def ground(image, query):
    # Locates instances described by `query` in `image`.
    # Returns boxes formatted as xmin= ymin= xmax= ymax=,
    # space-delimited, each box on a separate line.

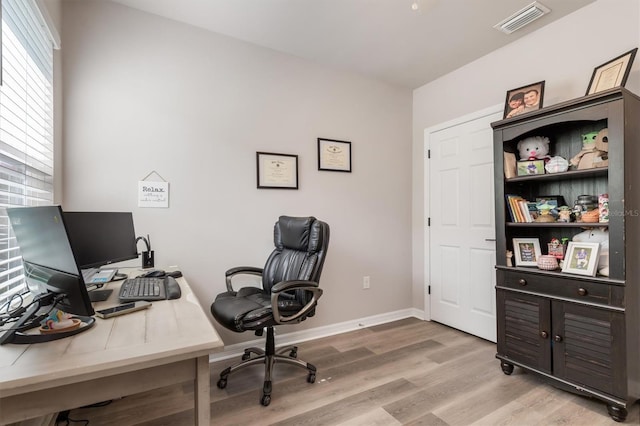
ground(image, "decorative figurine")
xmin=557 ymin=206 xmax=572 ymax=222
xmin=534 ymin=202 xmax=556 ymax=222
xmin=548 ymin=238 xmax=566 ymax=260
xmin=506 ymin=250 xmax=513 ymax=267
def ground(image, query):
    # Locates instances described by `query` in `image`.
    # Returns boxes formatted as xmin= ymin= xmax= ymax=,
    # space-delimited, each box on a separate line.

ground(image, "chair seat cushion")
xmin=211 ymin=287 xmax=304 ymax=332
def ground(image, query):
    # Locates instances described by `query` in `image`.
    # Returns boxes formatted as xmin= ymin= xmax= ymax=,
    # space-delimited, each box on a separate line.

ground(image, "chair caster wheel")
xmin=307 ymin=373 xmax=316 ymax=383
xmin=261 ymin=394 xmax=271 ymax=406
xmin=217 ymin=378 xmax=227 ymax=389
xmin=242 ymin=352 xmax=251 ymax=361
xmin=289 ymin=349 xmax=297 ymax=358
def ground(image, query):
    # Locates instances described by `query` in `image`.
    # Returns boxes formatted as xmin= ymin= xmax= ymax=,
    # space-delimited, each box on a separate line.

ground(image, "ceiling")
xmin=110 ymin=0 xmax=595 ymax=89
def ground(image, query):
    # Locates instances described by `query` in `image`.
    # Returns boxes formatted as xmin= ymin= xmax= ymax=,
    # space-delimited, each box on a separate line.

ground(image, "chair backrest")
xmin=262 ymin=216 xmax=330 ymax=303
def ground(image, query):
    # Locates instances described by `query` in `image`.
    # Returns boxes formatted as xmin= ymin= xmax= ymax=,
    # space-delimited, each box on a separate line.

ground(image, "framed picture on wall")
xmin=256 ymin=152 xmax=298 ymax=189
xmin=503 ymin=81 xmax=545 ymax=119
xmin=317 ymin=138 xmax=352 ymax=172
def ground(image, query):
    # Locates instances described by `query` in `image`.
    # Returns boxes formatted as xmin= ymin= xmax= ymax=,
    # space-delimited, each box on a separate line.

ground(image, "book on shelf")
xmin=506 ymin=195 xmax=523 ymax=222
xmin=518 ymin=199 xmax=532 ymax=222
xmin=505 ymin=194 xmax=536 ymax=223
xmin=505 ymin=195 xmax=518 ymax=222
xmin=527 ymin=202 xmax=539 ymax=221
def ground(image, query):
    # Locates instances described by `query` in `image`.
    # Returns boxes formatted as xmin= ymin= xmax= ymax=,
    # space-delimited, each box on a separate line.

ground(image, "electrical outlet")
xmin=363 ymin=276 xmax=370 ymax=289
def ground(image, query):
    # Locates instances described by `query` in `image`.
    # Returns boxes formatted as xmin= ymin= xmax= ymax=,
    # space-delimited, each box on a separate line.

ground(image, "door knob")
xmin=518 ymin=278 xmax=527 ymax=286
xmin=554 ymin=335 xmax=563 ymax=342
xmin=540 ymin=331 xmax=549 ymax=339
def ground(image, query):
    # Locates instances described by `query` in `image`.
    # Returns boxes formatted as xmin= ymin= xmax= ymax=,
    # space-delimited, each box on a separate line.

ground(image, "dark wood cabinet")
xmin=492 ymin=88 xmax=640 ymax=422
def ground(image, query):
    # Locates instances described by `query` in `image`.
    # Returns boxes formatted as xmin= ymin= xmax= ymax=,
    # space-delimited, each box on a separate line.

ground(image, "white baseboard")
xmin=209 ymin=308 xmax=426 ymax=362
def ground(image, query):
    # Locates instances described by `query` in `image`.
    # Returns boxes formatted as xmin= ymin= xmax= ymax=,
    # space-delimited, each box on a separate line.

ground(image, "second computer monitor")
xmin=64 ymin=212 xmax=138 ymax=269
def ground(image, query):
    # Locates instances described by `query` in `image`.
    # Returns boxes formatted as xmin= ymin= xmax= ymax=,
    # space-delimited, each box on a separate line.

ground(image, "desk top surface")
xmin=0 ymin=272 xmax=223 ymax=397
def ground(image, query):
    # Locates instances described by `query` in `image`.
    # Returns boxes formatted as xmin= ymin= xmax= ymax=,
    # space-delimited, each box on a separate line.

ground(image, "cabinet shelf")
xmin=506 ymin=222 xmax=608 ymax=228
xmin=506 ymin=167 xmax=607 ymax=183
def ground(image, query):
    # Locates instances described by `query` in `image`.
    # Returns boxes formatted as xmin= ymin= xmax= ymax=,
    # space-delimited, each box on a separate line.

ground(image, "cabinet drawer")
xmin=497 ymin=269 xmax=624 ymax=308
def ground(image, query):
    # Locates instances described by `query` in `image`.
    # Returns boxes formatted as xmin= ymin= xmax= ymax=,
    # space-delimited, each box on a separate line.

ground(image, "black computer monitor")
xmin=6 ymin=206 xmax=94 ymax=316
xmin=2 ymin=206 xmax=95 ymax=344
xmin=63 ymin=212 xmax=138 ymax=269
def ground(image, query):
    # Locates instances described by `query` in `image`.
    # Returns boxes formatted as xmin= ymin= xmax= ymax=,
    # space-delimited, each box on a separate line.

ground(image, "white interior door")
xmin=426 ymin=108 xmax=501 ymax=342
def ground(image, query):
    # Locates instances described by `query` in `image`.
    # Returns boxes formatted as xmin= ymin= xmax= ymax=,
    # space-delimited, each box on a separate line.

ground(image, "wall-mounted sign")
xmin=138 ymin=180 xmax=169 ymax=208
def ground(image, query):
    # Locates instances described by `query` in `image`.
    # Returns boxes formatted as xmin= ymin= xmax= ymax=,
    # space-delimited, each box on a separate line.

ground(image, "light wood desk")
xmin=0 ymin=274 xmax=223 ymax=425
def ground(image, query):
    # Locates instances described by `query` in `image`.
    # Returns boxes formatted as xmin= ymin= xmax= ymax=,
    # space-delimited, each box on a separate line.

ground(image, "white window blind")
xmin=0 ymin=0 xmax=54 ymax=308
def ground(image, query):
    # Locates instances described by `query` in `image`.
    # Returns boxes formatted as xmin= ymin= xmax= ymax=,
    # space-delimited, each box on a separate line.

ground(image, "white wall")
xmin=60 ymin=0 xmax=413 ymax=345
xmin=412 ymin=0 xmax=640 ymax=312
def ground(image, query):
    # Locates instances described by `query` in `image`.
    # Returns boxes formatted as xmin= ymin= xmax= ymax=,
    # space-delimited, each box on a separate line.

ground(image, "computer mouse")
xmin=167 ymin=270 xmax=182 ymax=278
xmin=141 ymin=269 xmax=166 ymax=278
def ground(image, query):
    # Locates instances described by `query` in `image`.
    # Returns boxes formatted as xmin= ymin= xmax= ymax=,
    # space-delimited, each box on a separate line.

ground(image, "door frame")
xmin=423 ymin=103 xmax=502 ymax=321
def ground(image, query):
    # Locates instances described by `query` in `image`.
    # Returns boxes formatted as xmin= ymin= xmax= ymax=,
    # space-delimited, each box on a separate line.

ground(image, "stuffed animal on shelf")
xmin=570 ymin=129 xmax=608 ymax=170
xmin=572 ymin=228 xmax=609 ymax=276
xmin=517 ymin=136 xmax=551 ymax=161
xmin=593 ymin=128 xmax=609 ymax=168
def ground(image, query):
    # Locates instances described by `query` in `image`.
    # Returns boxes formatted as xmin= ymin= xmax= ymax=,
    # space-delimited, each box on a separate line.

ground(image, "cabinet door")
xmin=497 ymin=290 xmax=551 ymax=373
xmin=552 ymin=302 xmax=626 ymax=397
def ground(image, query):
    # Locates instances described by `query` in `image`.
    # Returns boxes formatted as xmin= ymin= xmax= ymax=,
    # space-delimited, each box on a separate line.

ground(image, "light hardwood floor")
xmin=66 ymin=318 xmax=639 ymax=425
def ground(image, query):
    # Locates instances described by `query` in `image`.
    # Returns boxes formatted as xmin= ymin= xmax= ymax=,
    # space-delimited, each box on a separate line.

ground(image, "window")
xmin=0 ymin=0 xmax=55 ymax=308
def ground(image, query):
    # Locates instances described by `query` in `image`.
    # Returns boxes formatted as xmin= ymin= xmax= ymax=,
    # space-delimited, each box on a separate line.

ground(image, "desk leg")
xmin=194 ymin=355 xmax=211 ymax=425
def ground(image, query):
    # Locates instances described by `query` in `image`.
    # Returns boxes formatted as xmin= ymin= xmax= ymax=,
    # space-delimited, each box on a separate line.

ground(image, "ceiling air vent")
xmin=494 ymin=1 xmax=551 ymax=34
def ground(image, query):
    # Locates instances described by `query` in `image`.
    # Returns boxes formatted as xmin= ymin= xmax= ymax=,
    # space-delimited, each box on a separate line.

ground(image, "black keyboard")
xmin=119 ymin=277 xmax=167 ymax=302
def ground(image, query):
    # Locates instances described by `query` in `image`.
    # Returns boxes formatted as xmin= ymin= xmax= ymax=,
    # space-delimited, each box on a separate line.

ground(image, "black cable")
xmin=0 ymin=294 xmax=65 ymax=333
xmin=66 ymin=417 xmax=89 ymax=426
xmin=1 ymin=292 xmax=25 ymax=315
xmin=54 ymin=399 xmax=113 ymax=426
xmin=56 ymin=409 xmax=92 ymax=425
xmin=81 ymin=399 xmax=113 ymax=408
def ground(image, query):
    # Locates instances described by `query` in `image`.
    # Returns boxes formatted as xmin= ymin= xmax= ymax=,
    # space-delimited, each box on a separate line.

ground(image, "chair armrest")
xmin=225 ymin=266 xmax=263 ymax=292
xmin=271 ymin=280 xmax=323 ymax=324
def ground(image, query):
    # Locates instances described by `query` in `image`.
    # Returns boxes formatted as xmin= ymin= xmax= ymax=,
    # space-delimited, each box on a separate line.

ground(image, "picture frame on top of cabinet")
xmin=562 ymin=241 xmax=601 ymax=276
xmin=586 ymin=48 xmax=638 ymax=95
xmin=503 ymin=81 xmax=545 ymax=119
xmin=512 ymin=238 xmax=542 ymax=267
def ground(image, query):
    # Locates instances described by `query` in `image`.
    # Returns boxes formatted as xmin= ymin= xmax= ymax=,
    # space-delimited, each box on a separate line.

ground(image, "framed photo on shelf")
xmin=562 ymin=242 xmax=601 ymax=276
xmin=512 ymin=238 xmax=542 ymax=267
xmin=256 ymin=152 xmax=298 ymax=189
xmin=516 ymin=159 xmax=545 ymax=176
xmin=586 ymin=48 xmax=638 ymax=95
xmin=503 ymin=81 xmax=545 ymax=119
xmin=535 ymin=195 xmax=566 ymax=209
xmin=318 ymin=138 xmax=351 ymax=172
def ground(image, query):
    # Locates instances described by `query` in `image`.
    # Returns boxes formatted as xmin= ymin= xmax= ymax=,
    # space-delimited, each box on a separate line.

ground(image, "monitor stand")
xmin=88 ymin=288 xmax=113 ymax=302
xmin=0 ymin=294 xmax=95 ymax=345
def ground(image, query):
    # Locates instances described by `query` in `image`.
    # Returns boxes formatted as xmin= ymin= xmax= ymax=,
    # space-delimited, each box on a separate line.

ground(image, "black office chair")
xmin=211 ymin=216 xmax=330 ymax=406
